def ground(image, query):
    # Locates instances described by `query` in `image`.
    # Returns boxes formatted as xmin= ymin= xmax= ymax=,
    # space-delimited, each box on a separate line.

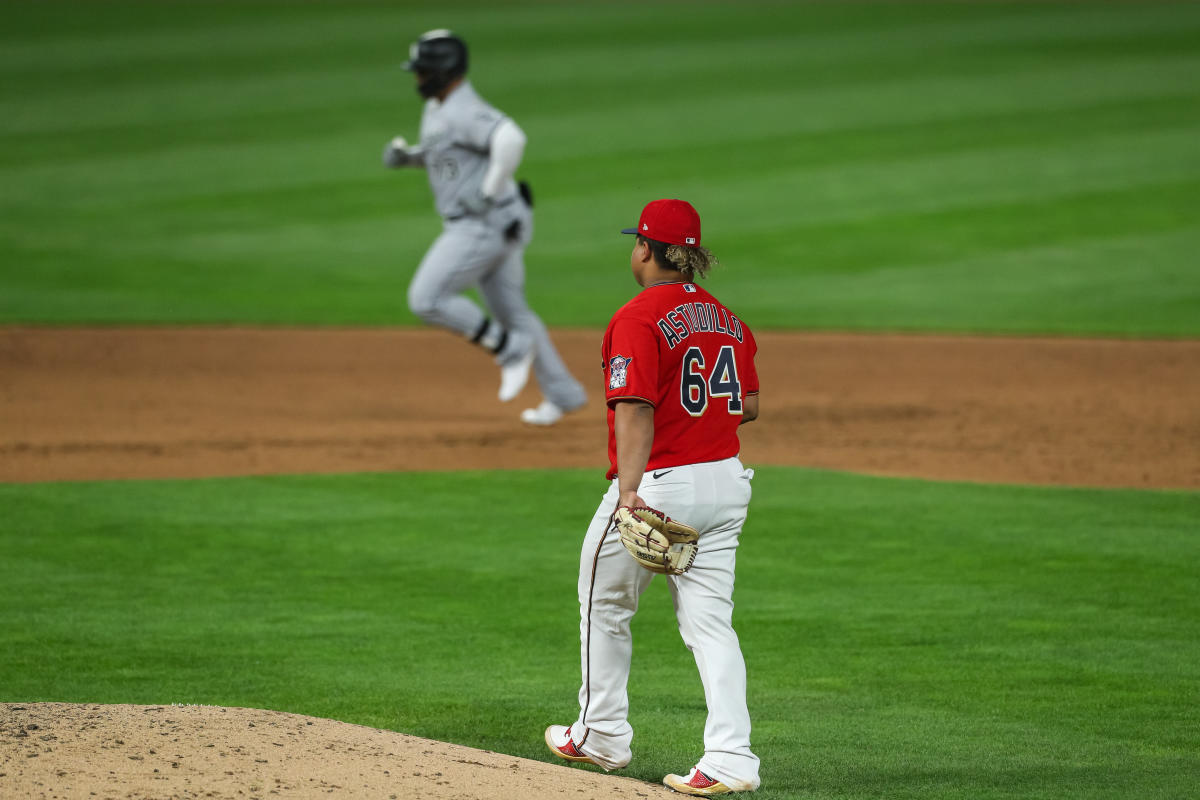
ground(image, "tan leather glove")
xmin=615 ymin=506 xmax=699 ymax=576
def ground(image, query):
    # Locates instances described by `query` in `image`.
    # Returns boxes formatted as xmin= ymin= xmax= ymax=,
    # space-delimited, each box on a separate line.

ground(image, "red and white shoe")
xmin=663 ymin=767 xmax=738 ymax=795
xmin=544 ymin=725 xmax=602 ymax=768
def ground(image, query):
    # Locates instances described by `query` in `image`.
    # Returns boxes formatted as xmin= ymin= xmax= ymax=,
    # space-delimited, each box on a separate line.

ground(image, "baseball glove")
xmin=615 ymin=506 xmax=699 ymax=576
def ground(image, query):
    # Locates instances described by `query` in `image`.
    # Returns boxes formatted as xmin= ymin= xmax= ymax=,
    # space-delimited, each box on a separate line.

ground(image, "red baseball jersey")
xmin=602 ymin=281 xmax=758 ymax=479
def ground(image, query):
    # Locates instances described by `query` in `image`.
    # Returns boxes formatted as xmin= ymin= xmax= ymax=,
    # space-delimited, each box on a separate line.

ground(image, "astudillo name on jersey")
xmin=655 ymin=296 xmax=745 ymax=350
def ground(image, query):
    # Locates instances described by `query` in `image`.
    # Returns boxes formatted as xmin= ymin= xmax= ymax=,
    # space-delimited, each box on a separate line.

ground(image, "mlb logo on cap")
xmin=622 ymin=199 xmax=701 ymax=247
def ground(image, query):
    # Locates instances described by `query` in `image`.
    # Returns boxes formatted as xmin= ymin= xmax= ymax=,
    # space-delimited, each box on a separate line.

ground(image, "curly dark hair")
xmin=637 ymin=235 xmax=718 ymax=280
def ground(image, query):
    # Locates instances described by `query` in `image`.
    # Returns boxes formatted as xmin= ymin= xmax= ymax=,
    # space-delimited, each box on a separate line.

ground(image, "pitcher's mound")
xmin=0 ymin=703 xmax=673 ymax=800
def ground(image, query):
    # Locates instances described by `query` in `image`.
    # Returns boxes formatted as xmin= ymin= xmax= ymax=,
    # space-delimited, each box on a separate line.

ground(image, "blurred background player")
xmin=382 ymin=29 xmax=586 ymax=424
xmin=544 ymin=199 xmax=761 ymax=795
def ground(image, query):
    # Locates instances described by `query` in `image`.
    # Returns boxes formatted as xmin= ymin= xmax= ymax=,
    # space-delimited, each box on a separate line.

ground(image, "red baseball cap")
xmin=621 ymin=198 xmax=701 ymax=247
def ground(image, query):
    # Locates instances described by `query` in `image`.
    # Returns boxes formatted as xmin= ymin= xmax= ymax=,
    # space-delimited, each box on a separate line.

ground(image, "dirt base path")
xmin=1 ymin=327 xmax=1197 ymax=488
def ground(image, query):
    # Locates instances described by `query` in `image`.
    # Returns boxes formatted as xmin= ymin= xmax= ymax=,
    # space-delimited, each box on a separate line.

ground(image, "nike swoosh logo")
xmin=652 ymin=470 xmax=673 ymax=479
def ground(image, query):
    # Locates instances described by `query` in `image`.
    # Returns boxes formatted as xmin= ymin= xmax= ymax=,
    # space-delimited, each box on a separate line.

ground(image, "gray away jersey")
xmin=419 ymin=80 xmax=510 ymax=219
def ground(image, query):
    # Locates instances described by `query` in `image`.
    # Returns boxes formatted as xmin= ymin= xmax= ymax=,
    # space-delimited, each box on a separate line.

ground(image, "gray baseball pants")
xmin=406 ymin=203 xmax=586 ymax=410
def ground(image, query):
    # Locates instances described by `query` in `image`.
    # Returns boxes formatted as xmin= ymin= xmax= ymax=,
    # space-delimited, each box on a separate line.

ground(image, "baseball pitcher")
xmin=545 ymin=199 xmax=761 ymax=795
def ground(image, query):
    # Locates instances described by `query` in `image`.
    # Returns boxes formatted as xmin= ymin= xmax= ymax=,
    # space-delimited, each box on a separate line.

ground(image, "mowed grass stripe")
xmin=11 ymin=91 xmax=1193 ymax=233
xmin=5 ymin=159 xmax=1194 ymax=330
xmin=6 ymin=46 xmax=1197 ymax=209
xmin=726 ymin=180 xmax=1200 ymax=278
xmin=6 ymin=98 xmax=1197 ymax=225
xmin=3 ymin=156 xmax=1195 ymax=328
xmin=1 ymin=1 xmax=1196 ymax=332
xmin=6 ymin=3 xmax=1200 ymax=133
xmin=536 ymin=126 xmax=1200 ymax=239
xmin=520 ymin=53 xmax=1200 ymax=161
xmin=4 ymin=1 xmax=1196 ymax=85
xmin=1 ymin=468 xmax=1197 ymax=799
xmin=6 ymin=36 xmax=1199 ymax=141
xmin=717 ymin=227 xmax=1200 ymax=335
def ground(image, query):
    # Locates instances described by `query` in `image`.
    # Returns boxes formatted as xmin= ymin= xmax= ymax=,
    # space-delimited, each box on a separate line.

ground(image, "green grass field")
xmin=3 ymin=3 xmax=1198 ymax=798
xmin=2 ymin=469 xmax=1197 ymax=799
xmin=2 ymin=1 xmax=1198 ymax=333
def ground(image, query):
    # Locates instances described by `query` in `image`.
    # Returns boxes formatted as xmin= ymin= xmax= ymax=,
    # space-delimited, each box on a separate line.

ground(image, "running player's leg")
xmin=408 ymin=222 xmax=494 ymax=334
xmin=664 ymin=460 xmax=760 ymax=791
xmin=570 ymin=483 xmax=652 ymax=770
xmin=479 ymin=237 xmax=586 ymax=410
xmin=408 ymin=221 xmax=527 ymax=363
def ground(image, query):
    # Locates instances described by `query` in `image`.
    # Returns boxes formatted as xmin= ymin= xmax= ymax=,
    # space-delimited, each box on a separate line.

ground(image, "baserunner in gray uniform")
xmin=383 ymin=29 xmax=586 ymax=425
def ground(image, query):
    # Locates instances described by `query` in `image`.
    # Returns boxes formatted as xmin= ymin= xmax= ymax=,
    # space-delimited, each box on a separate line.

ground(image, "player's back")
xmin=603 ymin=281 xmax=758 ymax=473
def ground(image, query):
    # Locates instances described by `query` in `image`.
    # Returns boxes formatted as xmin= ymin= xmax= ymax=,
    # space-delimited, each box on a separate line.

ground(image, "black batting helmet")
xmin=403 ymin=29 xmax=468 ymax=98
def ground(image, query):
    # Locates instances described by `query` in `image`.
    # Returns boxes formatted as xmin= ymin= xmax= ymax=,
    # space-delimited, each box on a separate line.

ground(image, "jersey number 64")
xmin=680 ymin=345 xmax=743 ymax=416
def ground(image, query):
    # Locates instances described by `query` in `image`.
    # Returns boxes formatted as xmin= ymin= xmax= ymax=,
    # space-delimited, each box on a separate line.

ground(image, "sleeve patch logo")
xmin=608 ymin=355 xmax=632 ymax=390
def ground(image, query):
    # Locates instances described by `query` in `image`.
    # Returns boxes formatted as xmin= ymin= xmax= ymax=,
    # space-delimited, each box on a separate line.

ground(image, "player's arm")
xmin=614 ymin=399 xmax=655 ymax=508
xmin=479 ymin=118 xmax=525 ymax=201
xmin=382 ymin=135 xmax=426 ymax=168
xmin=741 ymin=392 xmax=759 ymax=424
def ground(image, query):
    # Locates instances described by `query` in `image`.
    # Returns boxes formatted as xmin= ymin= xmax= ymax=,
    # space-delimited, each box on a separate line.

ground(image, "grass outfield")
xmin=2 ymin=467 xmax=1197 ymax=799
xmin=2 ymin=1 xmax=1199 ymax=334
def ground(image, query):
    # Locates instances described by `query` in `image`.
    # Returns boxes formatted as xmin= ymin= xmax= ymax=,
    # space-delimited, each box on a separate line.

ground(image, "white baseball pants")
xmin=570 ymin=456 xmax=760 ymax=791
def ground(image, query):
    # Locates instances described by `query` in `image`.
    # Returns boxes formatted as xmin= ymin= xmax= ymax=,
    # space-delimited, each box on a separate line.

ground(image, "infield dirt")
xmin=2 ymin=327 xmax=1197 ymax=488
xmin=1 ymin=326 xmax=1197 ymax=799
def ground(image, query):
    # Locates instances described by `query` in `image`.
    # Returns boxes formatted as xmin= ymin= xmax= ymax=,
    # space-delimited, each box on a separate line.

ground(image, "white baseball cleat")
xmin=521 ymin=400 xmax=565 ymax=426
xmin=498 ymin=349 xmax=534 ymax=401
xmin=497 ymin=332 xmax=535 ymax=402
